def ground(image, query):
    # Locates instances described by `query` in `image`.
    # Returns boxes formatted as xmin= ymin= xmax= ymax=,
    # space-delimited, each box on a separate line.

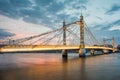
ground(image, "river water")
xmin=0 ymin=53 xmax=120 ymax=80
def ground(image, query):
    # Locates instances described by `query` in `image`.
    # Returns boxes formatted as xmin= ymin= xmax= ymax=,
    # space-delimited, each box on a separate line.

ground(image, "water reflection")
xmin=0 ymin=53 xmax=120 ymax=80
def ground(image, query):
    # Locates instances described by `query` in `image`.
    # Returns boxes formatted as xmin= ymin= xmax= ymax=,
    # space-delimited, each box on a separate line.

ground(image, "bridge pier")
xmin=112 ymin=49 xmax=115 ymax=53
xmin=103 ymin=49 xmax=109 ymax=54
xmin=90 ymin=50 xmax=95 ymax=56
xmin=79 ymin=48 xmax=86 ymax=57
xmin=62 ymin=50 xmax=68 ymax=58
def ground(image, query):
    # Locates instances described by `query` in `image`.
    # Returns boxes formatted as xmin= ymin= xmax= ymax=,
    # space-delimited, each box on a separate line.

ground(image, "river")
xmin=0 ymin=53 xmax=120 ymax=80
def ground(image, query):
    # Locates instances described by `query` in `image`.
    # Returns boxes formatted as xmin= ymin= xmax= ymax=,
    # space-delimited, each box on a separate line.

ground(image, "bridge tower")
xmin=62 ymin=20 xmax=67 ymax=58
xmin=103 ymin=38 xmax=108 ymax=53
xmin=78 ymin=14 xmax=86 ymax=57
xmin=103 ymin=37 xmax=115 ymax=53
xmin=103 ymin=38 xmax=106 ymax=47
xmin=111 ymin=37 xmax=115 ymax=52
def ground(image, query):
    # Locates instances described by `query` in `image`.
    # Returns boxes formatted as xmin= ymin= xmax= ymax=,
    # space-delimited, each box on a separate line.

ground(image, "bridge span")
xmin=0 ymin=45 xmax=114 ymax=53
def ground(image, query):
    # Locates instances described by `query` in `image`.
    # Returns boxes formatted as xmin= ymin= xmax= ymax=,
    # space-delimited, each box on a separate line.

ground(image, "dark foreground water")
xmin=0 ymin=53 xmax=120 ymax=80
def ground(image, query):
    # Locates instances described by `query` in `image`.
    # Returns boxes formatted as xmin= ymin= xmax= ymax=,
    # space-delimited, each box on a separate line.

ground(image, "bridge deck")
xmin=0 ymin=45 xmax=113 ymax=53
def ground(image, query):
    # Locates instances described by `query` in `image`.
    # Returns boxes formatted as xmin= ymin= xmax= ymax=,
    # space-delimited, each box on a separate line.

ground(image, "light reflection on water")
xmin=0 ymin=53 xmax=120 ymax=80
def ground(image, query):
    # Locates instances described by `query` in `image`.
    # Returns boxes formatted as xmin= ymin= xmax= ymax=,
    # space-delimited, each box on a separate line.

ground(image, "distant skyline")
xmin=0 ymin=0 xmax=120 ymax=44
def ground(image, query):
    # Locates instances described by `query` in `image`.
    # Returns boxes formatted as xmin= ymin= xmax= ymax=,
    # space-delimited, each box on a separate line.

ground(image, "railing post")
xmin=62 ymin=20 xmax=67 ymax=58
xmin=79 ymin=15 xmax=86 ymax=57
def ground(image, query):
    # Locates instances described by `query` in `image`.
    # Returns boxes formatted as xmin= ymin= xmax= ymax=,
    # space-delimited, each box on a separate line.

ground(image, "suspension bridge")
xmin=0 ymin=15 xmax=116 ymax=57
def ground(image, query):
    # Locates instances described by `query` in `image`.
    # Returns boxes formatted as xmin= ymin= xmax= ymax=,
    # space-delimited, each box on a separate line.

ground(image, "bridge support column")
xmin=62 ymin=20 xmax=67 ymax=58
xmin=79 ymin=48 xmax=86 ymax=57
xmin=62 ymin=50 xmax=68 ymax=58
xmin=79 ymin=14 xmax=86 ymax=57
xmin=103 ymin=49 xmax=108 ymax=54
xmin=90 ymin=50 xmax=95 ymax=56
xmin=111 ymin=37 xmax=115 ymax=53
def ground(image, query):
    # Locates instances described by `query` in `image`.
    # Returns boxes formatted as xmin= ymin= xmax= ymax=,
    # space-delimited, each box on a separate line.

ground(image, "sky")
xmin=0 ymin=0 xmax=120 ymax=44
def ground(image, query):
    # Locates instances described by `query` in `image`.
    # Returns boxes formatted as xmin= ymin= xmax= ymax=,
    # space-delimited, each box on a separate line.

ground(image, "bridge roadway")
xmin=0 ymin=45 xmax=113 ymax=53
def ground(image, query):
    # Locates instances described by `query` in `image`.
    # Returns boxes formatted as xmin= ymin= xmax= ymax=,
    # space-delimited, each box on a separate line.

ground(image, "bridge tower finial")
xmin=80 ymin=11 xmax=83 ymax=21
xmin=80 ymin=8 xmax=83 ymax=16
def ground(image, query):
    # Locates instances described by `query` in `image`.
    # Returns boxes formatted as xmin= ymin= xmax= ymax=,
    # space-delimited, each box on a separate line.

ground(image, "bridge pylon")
xmin=62 ymin=20 xmax=67 ymax=58
xmin=103 ymin=37 xmax=115 ymax=53
xmin=78 ymin=14 xmax=86 ymax=57
xmin=102 ymin=38 xmax=107 ymax=53
xmin=103 ymin=38 xmax=106 ymax=47
xmin=111 ymin=37 xmax=115 ymax=52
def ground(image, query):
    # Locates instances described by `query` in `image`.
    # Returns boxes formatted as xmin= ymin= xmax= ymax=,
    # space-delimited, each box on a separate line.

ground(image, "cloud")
xmin=93 ymin=19 xmax=120 ymax=31
xmin=107 ymin=19 xmax=120 ymax=30
xmin=0 ymin=29 xmax=15 ymax=39
xmin=0 ymin=15 xmax=51 ymax=34
xmin=109 ymin=25 xmax=120 ymax=31
xmin=109 ymin=20 xmax=120 ymax=31
xmin=10 ymin=0 xmax=32 ymax=8
xmin=91 ymin=19 xmax=120 ymax=44
xmin=95 ymin=16 xmax=103 ymax=20
xmin=0 ymin=0 xmax=119 ymax=44
xmin=0 ymin=0 xmax=89 ymax=29
xmin=106 ymin=4 xmax=120 ymax=14
xmin=0 ymin=0 xmax=32 ymax=19
xmin=0 ymin=0 xmax=64 ymax=28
